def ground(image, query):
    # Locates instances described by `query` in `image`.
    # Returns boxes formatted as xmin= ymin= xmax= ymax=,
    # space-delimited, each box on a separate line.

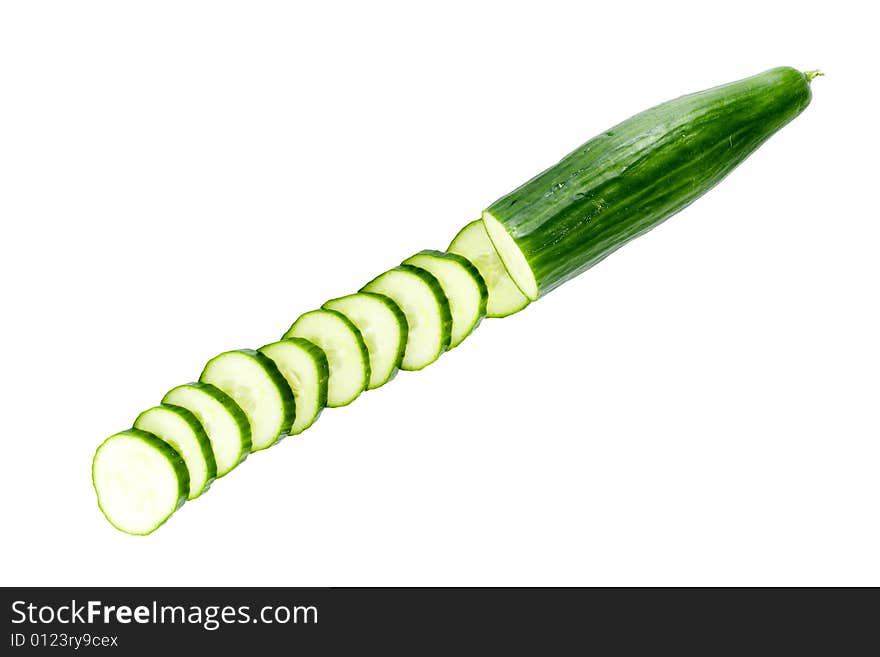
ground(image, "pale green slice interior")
xmin=403 ymin=253 xmax=482 ymax=348
xmin=259 ymin=340 xmax=324 ymax=433
xmin=362 ymin=270 xmax=445 ymax=370
xmin=448 ymin=220 xmax=530 ymax=317
xmin=481 ymin=211 xmax=538 ymax=301
xmin=93 ymin=433 xmax=183 ymax=535
xmin=284 ymin=310 xmax=367 ymax=407
xmin=200 ymin=352 xmax=286 ymax=451
xmin=163 ymin=384 xmax=246 ymax=477
xmin=323 ymin=294 xmax=402 ymax=388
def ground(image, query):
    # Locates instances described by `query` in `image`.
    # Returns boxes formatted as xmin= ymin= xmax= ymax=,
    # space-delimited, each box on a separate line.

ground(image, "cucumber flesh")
xmin=199 ymin=349 xmax=295 ymax=451
xmin=402 ymin=250 xmax=487 ymax=348
xmin=322 ymin=293 xmax=407 ymax=389
xmin=361 ymin=265 xmax=452 ymax=371
xmin=92 ymin=428 xmax=188 ymax=535
xmin=133 ymin=404 xmax=217 ymax=499
xmin=162 ymin=382 xmax=251 ymax=477
xmin=448 ymin=219 xmax=530 ymax=318
xmin=284 ymin=309 xmax=370 ymax=407
xmin=481 ymin=214 xmax=538 ymax=300
xmin=259 ymin=338 xmax=329 ymax=434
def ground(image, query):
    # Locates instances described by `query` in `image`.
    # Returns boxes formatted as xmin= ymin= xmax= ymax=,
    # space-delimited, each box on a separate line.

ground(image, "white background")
xmin=1 ymin=0 xmax=877 ymax=586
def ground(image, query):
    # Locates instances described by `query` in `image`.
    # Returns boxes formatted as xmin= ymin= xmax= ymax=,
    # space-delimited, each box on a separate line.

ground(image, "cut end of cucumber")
xmin=92 ymin=429 xmax=188 ymax=536
xmin=481 ymin=211 xmax=539 ymax=301
xmin=448 ymin=220 xmax=530 ymax=318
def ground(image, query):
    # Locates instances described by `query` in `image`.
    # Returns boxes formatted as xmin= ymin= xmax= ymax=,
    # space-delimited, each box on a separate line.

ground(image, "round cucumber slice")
xmin=200 ymin=349 xmax=295 ymax=451
xmin=402 ymin=250 xmax=487 ymax=348
xmin=322 ymin=292 xmax=408 ymax=389
xmin=283 ymin=309 xmax=370 ymax=407
xmin=361 ymin=265 xmax=452 ymax=371
xmin=133 ymin=404 xmax=217 ymax=499
xmin=92 ymin=428 xmax=188 ymax=536
xmin=162 ymin=382 xmax=251 ymax=477
xmin=259 ymin=338 xmax=329 ymax=434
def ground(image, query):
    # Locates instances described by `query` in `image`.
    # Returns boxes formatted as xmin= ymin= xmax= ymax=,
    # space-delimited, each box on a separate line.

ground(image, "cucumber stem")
xmin=804 ymin=69 xmax=824 ymax=83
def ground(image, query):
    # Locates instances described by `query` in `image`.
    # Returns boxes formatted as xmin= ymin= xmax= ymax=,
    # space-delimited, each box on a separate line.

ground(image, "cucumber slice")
xmin=133 ymin=404 xmax=217 ymax=500
xmin=259 ymin=338 xmax=329 ymax=434
xmin=448 ymin=219 xmax=530 ymax=318
xmin=162 ymin=382 xmax=251 ymax=477
xmin=402 ymin=250 xmax=487 ymax=348
xmin=92 ymin=428 xmax=188 ymax=535
xmin=284 ymin=309 xmax=369 ymax=407
xmin=322 ymin=292 xmax=407 ymax=389
xmin=361 ymin=265 xmax=452 ymax=371
xmin=199 ymin=349 xmax=295 ymax=451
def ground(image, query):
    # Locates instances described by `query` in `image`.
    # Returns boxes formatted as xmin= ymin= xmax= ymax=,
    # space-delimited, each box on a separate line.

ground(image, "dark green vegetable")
xmin=482 ymin=67 xmax=819 ymax=300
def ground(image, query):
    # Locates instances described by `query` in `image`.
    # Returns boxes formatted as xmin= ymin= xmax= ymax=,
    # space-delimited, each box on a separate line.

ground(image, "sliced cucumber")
xmin=448 ymin=219 xmax=530 ymax=318
xmin=92 ymin=428 xmax=188 ymax=535
xmin=402 ymin=250 xmax=487 ymax=348
xmin=259 ymin=338 xmax=329 ymax=434
xmin=199 ymin=349 xmax=295 ymax=451
xmin=283 ymin=309 xmax=370 ymax=407
xmin=162 ymin=382 xmax=251 ymax=477
xmin=361 ymin=265 xmax=452 ymax=371
xmin=322 ymin=292 xmax=407 ymax=389
xmin=133 ymin=404 xmax=217 ymax=499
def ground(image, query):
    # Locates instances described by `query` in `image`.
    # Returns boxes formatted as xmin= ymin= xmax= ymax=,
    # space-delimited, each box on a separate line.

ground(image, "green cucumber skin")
xmin=92 ymin=428 xmax=189 ymax=536
xmin=321 ymin=308 xmax=372 ymax=397
xmin=360 ymin=265 xmax=453 ymax=370
xmin=367 ymin=264 xmax=454 ymax=360
xmin=414 ymin=249 xmax=489 ymax=321
xmin=240 ymin=348 xmax=297 ymax=446
xmin=145 ymin=403 xmax=219 ymax=491
xmin=443 ymin=252 xmax=488 ymax=321
xmin=397 ymin=264 xmax=453 ymax=355
xmin=286 ymin=308 xmax=372 ymax=404
xmin=201 ymin=349 xmax=297 ymax=449
xmin=258 ymin=337 xmax=329 ymax=434
xmin=485 ymin=67 xmax=814 ymax=297
xmin=163 ymin=381 xmax=253 ymax=468
xmin=341 ymin=291 xmax=410 ymax=376
xmin=281 ymin=337 xmax=330 ymax=413
xmin=408 ymin=249 xmax=488 ymax=341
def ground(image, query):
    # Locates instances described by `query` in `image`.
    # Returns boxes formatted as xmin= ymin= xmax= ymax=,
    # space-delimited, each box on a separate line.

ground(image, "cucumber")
xmin=134 ymin=404 xmax=217 ymax=499
xmin=259 ymin=338 xmax=329 ymax=434
xmin=199 ymin=349 xmax=295 ymax=451
xmin=92 ymin=428 xmax=188 ymax=535
xmin=448 ymin=220 xmax=530 ymax=318
xmin=322 ymin=293 xmax=407 ymax=389
xmin=482 ymin=67 xmax=817 ymax=300
xmin=162 ymin=382 xmax=251 ymax=477
xmin=361 ymin=265 xmax=452 ymax=370
xmin=402 ymin=250 xmax=487 ymax=348
xmin=283 ymin=309 xmax=370 ymax=407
